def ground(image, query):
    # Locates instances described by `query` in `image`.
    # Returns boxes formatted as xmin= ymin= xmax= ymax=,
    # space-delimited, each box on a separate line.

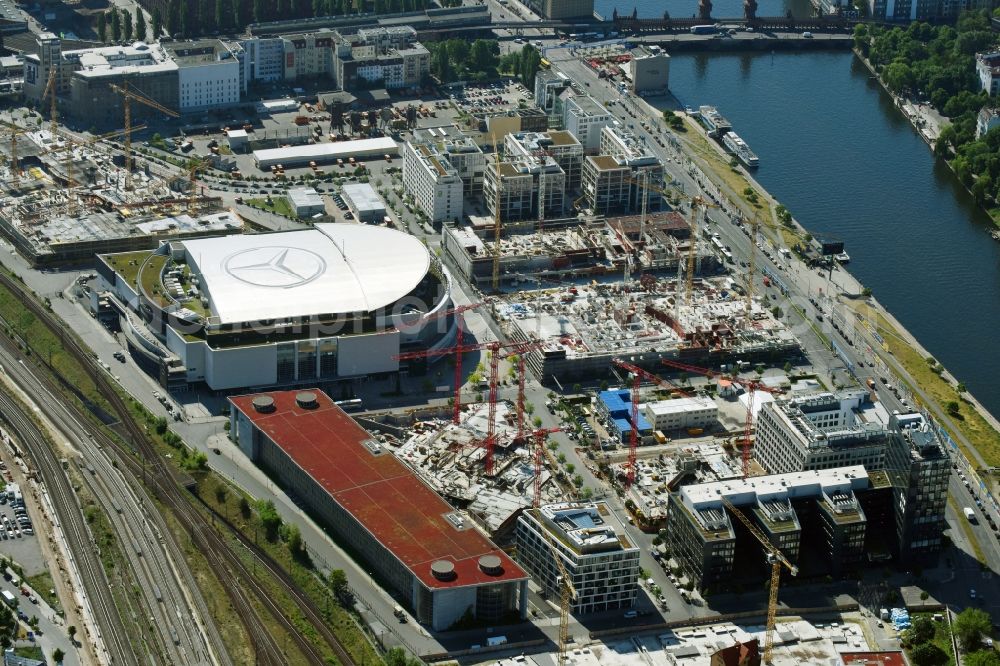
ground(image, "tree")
xmin=214 ymin=482 xmax=228 ymax=505
xmin=906 ymin=615 xmax=935 ymax=645
xmin=166 ymin=0 xmax=178 ymax=36
xmin=256 ymin=499 xmax=282 ymax=541
xmin=152 ymin=8 xmax=163 ymax=38
xmin=98 ymin=12 xmax=108 ymax=42
xmin=68 ymin=625 xmax=77 ymax=642
xmin=110 ymin=8 xmax=122 ymax=42
xmin=958 ymin=382 xmax=967 ymax=393
xmin=52 ymin=648 xmax=65 ymax=665
xmin=947 ymin=400 xmax=960 ymax=415
xmin=122 ymin=9 xmax=133 ymax=42
xmin=910 ymin=643 xmax=948 ymax=666
xmin=136 ymin=10 xmax=147 ymax=41
xmin=953 ymin=607 xmax=992 ymax=651
xmin=965 ymin=651 xmax=1000 ymax=666
xmin=328 ymin=568 xmax=351 ymax=603
xmin=285 ymin=523 xmax=306 ymax=561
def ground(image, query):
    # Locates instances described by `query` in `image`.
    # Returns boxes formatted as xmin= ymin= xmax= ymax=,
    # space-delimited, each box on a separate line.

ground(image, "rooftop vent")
xmin=296 ymin=391 xmax=318 ymax=409
xmin=430 ymin=560 xmax=456 ymax=581
xmin=478 ymin=555 xmax=504 ymax=576
xmin=252 ymin=395 xmax=275 ymax=413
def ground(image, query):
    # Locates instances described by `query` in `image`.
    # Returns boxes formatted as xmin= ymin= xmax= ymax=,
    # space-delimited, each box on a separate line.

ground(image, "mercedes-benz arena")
xmin=96 ymin=224 xmax=454 ymax=391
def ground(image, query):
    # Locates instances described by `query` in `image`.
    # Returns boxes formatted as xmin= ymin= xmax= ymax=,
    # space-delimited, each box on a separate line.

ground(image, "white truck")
xmin=964 ymin=507 xmax=977 ymax=522
xmin=1 ymin=590 xmax=14 ymax=607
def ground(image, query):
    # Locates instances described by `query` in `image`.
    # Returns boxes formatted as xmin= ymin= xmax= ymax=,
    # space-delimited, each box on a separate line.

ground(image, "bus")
xmin=690 ymin=25 xmax=717 ymax=34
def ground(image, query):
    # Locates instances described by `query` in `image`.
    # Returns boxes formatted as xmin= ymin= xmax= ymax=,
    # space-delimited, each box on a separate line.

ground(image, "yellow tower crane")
xmin=185 ymin=157 xmax=213 ymax=214
xmin=536 ymin=520 xmax=578 ymax=666
xmin=109 ymin=82 xmax=179 ymax=190
xmin=720 ymin=496 xmax=798 ymax=664
xmin=625 ymin=177 xmax=717 ymax=302
xmin=42 ymin=67 xmax=58 ymax=138
xmin=41 ymin=125 xmax=143 ymax=215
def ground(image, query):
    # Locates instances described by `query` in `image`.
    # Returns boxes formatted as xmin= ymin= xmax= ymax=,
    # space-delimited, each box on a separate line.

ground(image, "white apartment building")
xmin=978 ymin=52 xmax=1000 ymax=95
xmin=168 ymin=41 xmax=241 ymax=112
xmin=562 ymin=95 xmax=613 ymax=152
xmin=515 ymin=502 xmax=639 ymax=614
xmin=403 ymin=141 xmax=464 ymax=223
xmin=644 ymin=396 xmax=718 ymax=432
xmin=240 ymin=37 xmax=285 ymax=82
xmin=597 ymin=124 xmax=665 ymax=212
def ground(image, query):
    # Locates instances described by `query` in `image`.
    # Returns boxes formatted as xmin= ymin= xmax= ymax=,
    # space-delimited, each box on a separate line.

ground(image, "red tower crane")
xmin=529 ymin=426 xmax=562 ymax=508
xmin=611 ymin=358 xmax=686 ymax=489
xmin=660 ymin=358 xmax=778 ymax=478
xmin=395 ymin=337 xmax=539 ymax=475
xmin=393 ymin=302 xmax=482 ymax=424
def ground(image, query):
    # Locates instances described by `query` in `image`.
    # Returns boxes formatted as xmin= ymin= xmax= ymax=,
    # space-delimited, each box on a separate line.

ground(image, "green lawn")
xmin=248 ymin=197 xmax=294 ymax=218
xmin=102 ymin=250 xmax=153 ymax=288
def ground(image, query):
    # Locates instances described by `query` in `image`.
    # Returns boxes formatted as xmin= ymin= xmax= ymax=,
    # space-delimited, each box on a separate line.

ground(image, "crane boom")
xmin=531 ymin=512 xmax=578 ymax=666
xmin=110 ymin=83 xmax=179 ymax=191
xmin=720 ymin=496 xmax=797 ymax=664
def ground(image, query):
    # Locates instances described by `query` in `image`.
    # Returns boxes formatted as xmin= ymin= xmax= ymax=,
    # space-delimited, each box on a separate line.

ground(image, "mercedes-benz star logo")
xmin=223 ymin=247 xmax=327 ymax=289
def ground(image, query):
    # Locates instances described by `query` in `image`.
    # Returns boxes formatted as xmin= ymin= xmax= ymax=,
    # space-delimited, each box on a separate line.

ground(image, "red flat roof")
xmin=841 ymin=653 xmax=906 ymax=666
xmin=230 ymin=390 xmax=527 ymax=590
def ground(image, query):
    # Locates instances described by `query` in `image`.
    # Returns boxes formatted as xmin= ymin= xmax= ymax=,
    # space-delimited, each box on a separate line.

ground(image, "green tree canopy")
xmin=954 ymin=607 xmax=992 ymax=651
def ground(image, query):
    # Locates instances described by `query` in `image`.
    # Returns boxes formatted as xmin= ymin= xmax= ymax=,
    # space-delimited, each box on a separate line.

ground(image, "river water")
xmin=595 ymin=0 xmax=815 ymax=19
xmin=653 ymin=51 xmax=1000 ymax=419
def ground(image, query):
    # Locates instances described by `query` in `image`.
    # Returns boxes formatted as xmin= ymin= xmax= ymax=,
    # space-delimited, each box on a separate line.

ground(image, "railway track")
xmin=0 ymin=272 xmax=358 ymax=666
xmin=0 ymin=390 xmax=138 ymax=666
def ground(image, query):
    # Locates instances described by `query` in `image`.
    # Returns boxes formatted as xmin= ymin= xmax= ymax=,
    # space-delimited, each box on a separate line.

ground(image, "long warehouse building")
xmin=229 ymin=389 xmax=529 ymax=630
xmin=253 ymin=137 xmax=398 ymax=169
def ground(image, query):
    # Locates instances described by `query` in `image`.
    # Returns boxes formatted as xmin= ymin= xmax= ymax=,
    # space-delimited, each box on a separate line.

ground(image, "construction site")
xmin=493 ymin=273 xmax=800 ymax=382
xmin=0 ymin=83 xmax=229 ymax=265
xmin=442 ymin=212 xmax=719 ymax=287
xmin=361 ymin=397 xmax=575 ymax=537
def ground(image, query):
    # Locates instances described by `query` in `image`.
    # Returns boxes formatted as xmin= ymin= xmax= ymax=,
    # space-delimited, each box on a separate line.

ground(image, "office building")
xmin=411 ymin=125 xmax=486 ymax=197
xmin=484 ymin=154 xmax=566 ymax=222
xmin=888 ymin=412 xmax=949 ymax=563
xmin=563 ymin=96 xmax=613 ymax=153
xmin=534 ymin=69 xmax=571 ymax=116
xmin=485 ymin=108 xmax=550 ymax=140
xmin=754 ymin=391 xmax=948 ymax=564
xmin=581 ymin=155 xmax=631 ymax=214
xmin=644 ymin=397 xmax=718 ymax=433
xmin=403 ymin=140 xmax=465 ymax=223
xmin=505 ymin=130 xmax=584 ymax=191
xmin=230 ymin=390 xmax=528 ymax=630
xmin=515 ymin=502 xmax=639 ymax=613
xmin=666 ymin=467 xmax=878 ymax=591
xmin=523 ymin=0 xmax=595 ymax=19
xmin=753 ymin=391 xmax=892 ymax=474
xmin=627 ymin=46 xmax=670 ymax=93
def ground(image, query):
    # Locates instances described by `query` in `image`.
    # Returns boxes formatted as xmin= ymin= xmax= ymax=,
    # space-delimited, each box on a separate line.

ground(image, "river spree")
xmin=659 ymin=51 xmax=1000 ymax=419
